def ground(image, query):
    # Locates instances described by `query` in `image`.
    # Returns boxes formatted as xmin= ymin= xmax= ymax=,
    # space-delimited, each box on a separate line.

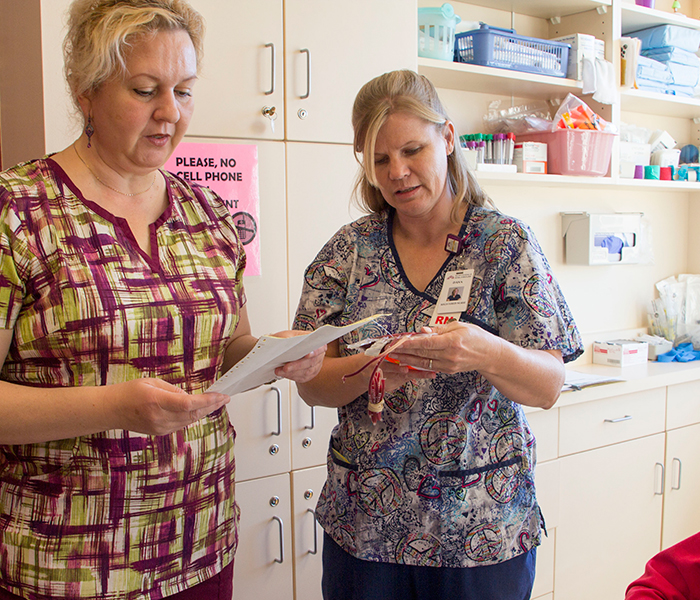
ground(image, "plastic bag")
xmin=482 ymin=99 xmax=553 ymax=135
xmin=552 ymin=93 xmax=616 ymax=132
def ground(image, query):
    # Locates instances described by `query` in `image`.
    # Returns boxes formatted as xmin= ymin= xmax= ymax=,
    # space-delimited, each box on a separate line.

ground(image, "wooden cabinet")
xmin=662 ymin=381 xmax=700 ymax=550
xmin=558 ymin=387 xmax=666 ymax=456
xmin=550 ymin=386 xmax=669 ymax=599
xmin=663 ymin=422 xmax=700 ymax=549
xmin=233 ymin=474 xmax=294 ymax=600
xmin=185 ymin=0 xmax=286 ymax=140
xmin=188 ymin=0 xmax=417 ymax=144
xmin=524 ymin=374 xmax=700 ymax=600
xmin=284 ymin=0 xmax=416 ymax=144
xmin=556 ymin=433 xmax=665 ymax=600
xmin=291 ymin=466 xmax=327 ymax=600
xmin=290 ymin=389 xmax=338 ymax=471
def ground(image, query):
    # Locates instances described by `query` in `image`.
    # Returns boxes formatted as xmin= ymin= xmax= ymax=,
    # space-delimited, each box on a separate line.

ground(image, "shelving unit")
xmin=621 ymin=2 xmax=700 ymax=35
xmin=417 ymin=0 xmax=700 ymax=189
xmin=473 ymin=168 xmax=700 ymax=189
xmin=454 ymin=0 xmax=611 ymax=19
xmin=416 ymin=3 xmax=700 ymax=599
xmin=417 ymin=57 xmax=583 ymax=97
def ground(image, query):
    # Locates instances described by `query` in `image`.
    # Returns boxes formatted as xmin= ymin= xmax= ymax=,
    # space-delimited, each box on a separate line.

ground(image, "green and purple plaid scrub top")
xmin=0 ymin=158 xmax=244 ymax=599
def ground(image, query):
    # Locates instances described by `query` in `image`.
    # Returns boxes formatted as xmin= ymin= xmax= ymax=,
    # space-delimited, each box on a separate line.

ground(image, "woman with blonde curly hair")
xmin=0 ymin=1 xmax=324 ymax=598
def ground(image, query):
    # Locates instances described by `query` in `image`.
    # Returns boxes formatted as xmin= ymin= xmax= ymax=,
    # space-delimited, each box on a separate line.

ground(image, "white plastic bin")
xmin=418 ymin=3 xmax=461 ymax=61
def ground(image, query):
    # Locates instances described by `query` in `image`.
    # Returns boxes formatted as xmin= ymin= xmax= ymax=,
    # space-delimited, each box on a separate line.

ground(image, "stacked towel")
xmin=631 ymin=25 xmax=700 ymax=97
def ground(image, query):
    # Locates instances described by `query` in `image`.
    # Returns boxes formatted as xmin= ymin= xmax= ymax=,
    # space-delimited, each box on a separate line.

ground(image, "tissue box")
xmin=514 ymin=142 xmax=547 ymax=173
xmin=593 ymin=340 xmax=649 ymax=367
xmin=551 ymin=33 xmax=604 ymax=79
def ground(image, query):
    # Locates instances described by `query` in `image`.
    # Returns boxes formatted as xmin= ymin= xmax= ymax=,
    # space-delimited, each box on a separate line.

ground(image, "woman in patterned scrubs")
xmin=0 ymin=1 xmax=323 ymax=598
xmin=293 ymin=70 xmax=583 ymax=600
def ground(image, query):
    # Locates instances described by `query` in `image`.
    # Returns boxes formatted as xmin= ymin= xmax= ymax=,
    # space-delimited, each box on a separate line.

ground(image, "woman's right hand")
xmin=106 ymin=379 xmax=230 ymax=436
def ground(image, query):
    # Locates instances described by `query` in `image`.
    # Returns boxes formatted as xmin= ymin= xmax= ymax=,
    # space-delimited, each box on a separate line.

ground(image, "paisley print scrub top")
xmin=0 ymin=159 xmax=244 ymax=599
xmin=293 ymin=205 xmax=583 ymax=569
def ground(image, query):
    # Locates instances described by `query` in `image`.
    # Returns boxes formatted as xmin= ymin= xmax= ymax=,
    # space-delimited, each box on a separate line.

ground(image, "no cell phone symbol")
xmin=232 ymin=212 xmax=257 ymax=245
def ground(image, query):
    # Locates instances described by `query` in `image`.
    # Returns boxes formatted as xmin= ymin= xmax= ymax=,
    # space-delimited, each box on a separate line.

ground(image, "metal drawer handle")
xmin=264 ymin=42 xmax=275 ymax=95
xmin=654 ymin=462 xmax=665 ymax=495
xmin=272 ymin=515 xmax=284 ymax=563
xmin=305 ymin=406 xmax=316 ymax=430
xmin=300 ymin=48 xmax=310 ymax=99
xmin=307 ymin=508 xmax=318 ymax=555
xmin=604 ymin=415 xmax=632 ymax=423
xmin=270 ymin=385 xmax=282 ymax=436
xmin=672 ymin=457 xmax=682 ymax=490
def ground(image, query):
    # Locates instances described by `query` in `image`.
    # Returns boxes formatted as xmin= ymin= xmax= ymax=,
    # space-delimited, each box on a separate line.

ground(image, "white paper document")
xmin=207 ymin=315 xmax=384 ymax=396
xmin=562 ymin=369 xmax=623 ymax=392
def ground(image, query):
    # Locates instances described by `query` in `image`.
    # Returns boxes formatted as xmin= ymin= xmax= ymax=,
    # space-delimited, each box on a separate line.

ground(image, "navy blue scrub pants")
xmin=322 ymin=532 xmax=536 ymax=600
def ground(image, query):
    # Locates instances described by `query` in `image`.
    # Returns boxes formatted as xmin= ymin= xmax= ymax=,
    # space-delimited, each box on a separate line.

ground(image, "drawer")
xmin=667 ymin=380 xmax=700 ymax=430
xmin=526 ymin=408 xmax=559 ymax=463
xmin=559 ymin=387 xmax=666 ymax=456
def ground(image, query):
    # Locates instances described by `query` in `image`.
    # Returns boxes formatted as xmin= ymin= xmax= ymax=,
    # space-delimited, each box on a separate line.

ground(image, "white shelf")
xmin=474 ymin=170 xmax=700 ymax=191
xmin=452 ymin=0 xmax=611 ymax=19
xmin=418 ymin=57 xmax=582 ymax=99
xmin=621 ymin=3 xmax=700 ymax=35
xmin=620 ymin=88 xmax=700 ymax=118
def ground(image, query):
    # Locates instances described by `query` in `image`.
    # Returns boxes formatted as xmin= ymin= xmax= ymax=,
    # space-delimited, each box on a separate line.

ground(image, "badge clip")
xmin=445 ymin=233 xmax=467 ymax=255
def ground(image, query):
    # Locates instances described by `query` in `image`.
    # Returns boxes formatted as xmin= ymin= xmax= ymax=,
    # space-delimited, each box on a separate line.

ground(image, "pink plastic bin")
xmin=517 ymin=129 xmax=616 ymax=176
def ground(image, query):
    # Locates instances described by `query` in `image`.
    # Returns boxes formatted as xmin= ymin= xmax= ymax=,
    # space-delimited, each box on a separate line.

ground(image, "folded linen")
xmin=630 ymin=24 xmax=700 ymax=52
xmin=642 ymin=46 xmax=700 ymax=67
xmin=666 ymin=61 xmax=700 ymax=87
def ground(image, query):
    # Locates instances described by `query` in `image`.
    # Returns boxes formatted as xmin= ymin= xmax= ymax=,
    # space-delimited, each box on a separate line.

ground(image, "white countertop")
xmin=524 ymin=360 xmax=700 ymax=413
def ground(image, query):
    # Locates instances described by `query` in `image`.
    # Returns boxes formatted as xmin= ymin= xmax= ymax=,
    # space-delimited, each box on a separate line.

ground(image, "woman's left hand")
xmin=272 ymin=330 xmax=327 ymax=383
xmin=388 ymin=321 xmax=492 ymax=374
xmin=388 ymin=320 xmax=565 ymax=409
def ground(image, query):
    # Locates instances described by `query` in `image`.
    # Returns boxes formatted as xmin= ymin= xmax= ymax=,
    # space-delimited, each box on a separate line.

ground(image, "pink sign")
xmin=164 ymin=142 xmax=261 ymax=276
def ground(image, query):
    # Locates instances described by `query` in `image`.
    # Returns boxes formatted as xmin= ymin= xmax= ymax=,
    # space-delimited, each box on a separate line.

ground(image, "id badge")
xmin=429 ymin=269 xmax=474 ymax=327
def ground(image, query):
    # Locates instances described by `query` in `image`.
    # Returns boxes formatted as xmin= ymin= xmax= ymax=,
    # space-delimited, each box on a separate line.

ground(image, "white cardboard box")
xmin=619 ymin=141 xmax=651 ymax=178
xmin=514 ymin=142 xmax=547 ymax=174
xmin=551 ymin=33 xmax=604 ymax=80
xmin=475 ymin=163 xmax=518 ymax=173
xmin=593 ymin=340 xmax=649 ymax=367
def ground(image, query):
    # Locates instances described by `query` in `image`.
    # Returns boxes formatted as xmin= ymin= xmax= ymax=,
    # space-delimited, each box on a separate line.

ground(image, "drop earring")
xmin=84 ymin=116 xmax=94 ymax=148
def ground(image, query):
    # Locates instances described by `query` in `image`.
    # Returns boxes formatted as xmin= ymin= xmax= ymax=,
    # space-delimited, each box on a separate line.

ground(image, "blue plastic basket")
xmin=455 ymin=24 xmax=570 ymax=78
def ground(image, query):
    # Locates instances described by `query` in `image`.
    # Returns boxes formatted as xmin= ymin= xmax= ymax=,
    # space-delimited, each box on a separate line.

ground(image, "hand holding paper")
xmin=207 ymin=315 xmax=385 ymax=397
xmin=270 ymin=330 xmax=326 ymax=383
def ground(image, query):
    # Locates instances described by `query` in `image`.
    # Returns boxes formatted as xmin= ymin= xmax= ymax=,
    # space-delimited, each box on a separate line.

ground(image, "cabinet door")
xmin=186 ymin=0 xmax=285 ymax=140
xmin=290 ymin=388 xmax=338 ymax=471
xmin=233 ymin=474 xmax=293 ymax=600
xmin=662 ymin=422 xmax=700 ymax=550
xmin=555 ymin=434 xmax=665 ymax=600
xmin=180 ymin=138 xmax=289 ymax=333
xmin=227 ymin=383 xmax=291 ymax=481
xmin=286 ymin=142 xmax=362 ymax=323
xmin=532 ymin=460 xmax=559 ymax=599
xmin=291 ymin=466 xmax=328 ymax=600
xmin=666 ymin=380 xmax=700 ymax=430
xmin=284 ymin=0 xmax=417 ymax=144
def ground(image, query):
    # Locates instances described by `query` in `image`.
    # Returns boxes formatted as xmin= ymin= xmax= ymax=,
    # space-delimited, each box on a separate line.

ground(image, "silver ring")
xmin=429 ymin=359 xmax=433 ymax=370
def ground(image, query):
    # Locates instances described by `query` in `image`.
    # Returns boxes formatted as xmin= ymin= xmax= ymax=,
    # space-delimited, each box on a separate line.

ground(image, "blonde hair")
xmin=64 ymin=0 xmax=204 ymax=112
xmin=352 ymin=70 xmax=491 ymax=222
